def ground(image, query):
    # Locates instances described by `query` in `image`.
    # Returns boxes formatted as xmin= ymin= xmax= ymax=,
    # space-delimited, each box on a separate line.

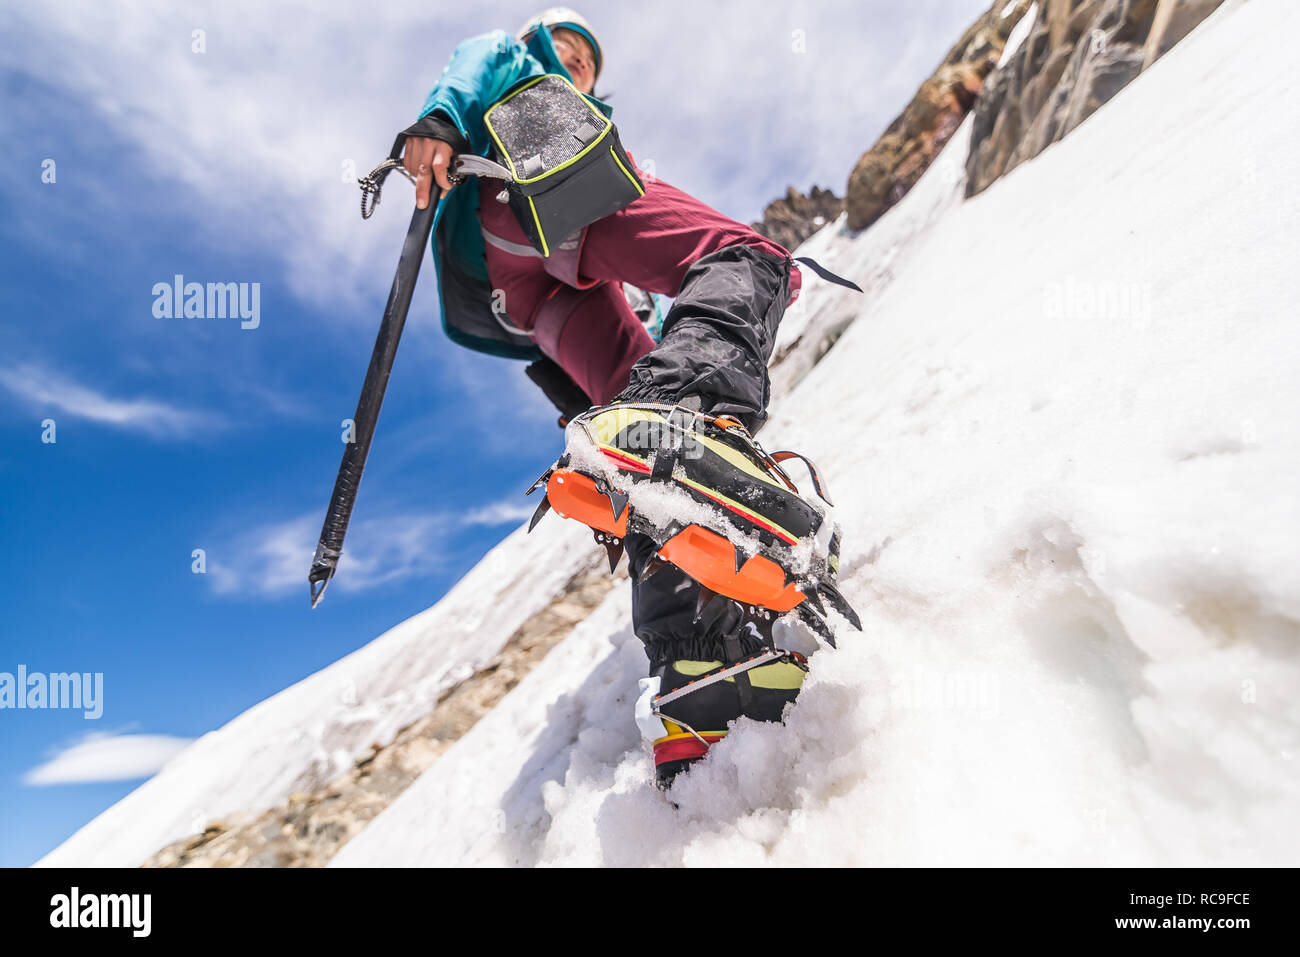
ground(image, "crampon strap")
xmin=769 ymin=450 xmax=835 ymax=507
xmin=704 ymin=414 xmax=811 ymax=499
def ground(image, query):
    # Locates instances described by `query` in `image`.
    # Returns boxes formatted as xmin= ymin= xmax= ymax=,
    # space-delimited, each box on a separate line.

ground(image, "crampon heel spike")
xmin=795 ymin=603 xmax=837 ymax=648
xmin=817 ymin=580 xmax=862 ymax=630
xmin=637 ymin=556 xmax=668 ymax=585
xmin=694 ymin=584 xmax=720 ymax=624
xmin=605 ymin=542 xmax=624 ymax=572
xmin=798 ymin=581 xmax=826 ymax=616
xmin=607 ymin=488 xmax=630 ymax=520
xmin=527 ymin=495 xmax=552 ymax=533
xmin=593 ymin=529 xmax=624 ymax=573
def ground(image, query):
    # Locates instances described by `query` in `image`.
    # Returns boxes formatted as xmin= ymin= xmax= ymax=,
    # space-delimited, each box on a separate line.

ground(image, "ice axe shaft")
xmin=309 ymin=193 xmax=437 ymax=608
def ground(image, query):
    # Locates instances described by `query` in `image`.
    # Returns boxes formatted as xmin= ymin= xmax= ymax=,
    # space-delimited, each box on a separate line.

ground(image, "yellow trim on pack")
xmin=484 ymin=74 xmax=614 ymax=185
xmin=609 ymin=146 xmax=645 ymax=196
xmin=527 ymin=196 xmax=549 ymax=257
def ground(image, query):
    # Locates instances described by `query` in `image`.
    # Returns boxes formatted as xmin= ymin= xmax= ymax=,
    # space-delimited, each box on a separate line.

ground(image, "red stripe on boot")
xmin=654 ymin=732 xmax=726 ymax=765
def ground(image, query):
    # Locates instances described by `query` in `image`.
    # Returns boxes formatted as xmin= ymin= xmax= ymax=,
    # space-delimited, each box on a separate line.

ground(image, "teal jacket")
xmin=419 ymin=26 xmax=615 ymax=360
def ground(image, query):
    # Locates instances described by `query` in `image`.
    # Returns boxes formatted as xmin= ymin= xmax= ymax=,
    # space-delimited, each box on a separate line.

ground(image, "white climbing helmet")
xmin=517 ymin=7 xmax=603 ymax=81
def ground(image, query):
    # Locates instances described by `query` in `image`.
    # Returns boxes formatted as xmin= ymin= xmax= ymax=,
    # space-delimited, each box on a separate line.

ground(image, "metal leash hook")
xmin=447 ymin=152 xmax=515 ymax=189
xmin=357 ymin=152 xmax=516 ymax=220
xmin=358 ymin=159 xmax=415 ymax=220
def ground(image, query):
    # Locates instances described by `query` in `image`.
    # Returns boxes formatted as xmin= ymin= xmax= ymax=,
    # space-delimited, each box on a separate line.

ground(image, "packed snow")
xmin=997 ymin=3 xmax=1038 ymax=69
xmin=46 ymin=0 xmax=1300 ymax=868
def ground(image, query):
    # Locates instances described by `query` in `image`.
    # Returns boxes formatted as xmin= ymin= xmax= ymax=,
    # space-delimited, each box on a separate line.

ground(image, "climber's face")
xmin=551 ymin=28 xmax=596 ymax=94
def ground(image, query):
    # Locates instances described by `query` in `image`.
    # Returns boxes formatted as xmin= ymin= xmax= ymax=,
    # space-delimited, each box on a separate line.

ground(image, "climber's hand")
xmin=402 ymin=137 xmax=455 ymax=208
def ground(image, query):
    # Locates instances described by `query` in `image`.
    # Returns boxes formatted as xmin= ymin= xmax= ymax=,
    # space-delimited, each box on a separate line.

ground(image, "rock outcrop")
xmin=966 ymin=0 xmax=1227 ymax=195
xmin=845 ymin=0 xmax=1033 ymax=230
xmin=751 ymin=185 xmax=845 ymax=252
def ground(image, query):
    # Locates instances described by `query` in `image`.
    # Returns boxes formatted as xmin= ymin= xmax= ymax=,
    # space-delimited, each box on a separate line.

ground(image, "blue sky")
xmin=0 ymin=0 xmax=989 ymax=866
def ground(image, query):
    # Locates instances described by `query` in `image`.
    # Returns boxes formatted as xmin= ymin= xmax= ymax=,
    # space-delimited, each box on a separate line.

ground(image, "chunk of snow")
xmin=998 ymin=3 xmax=1039 ymax=68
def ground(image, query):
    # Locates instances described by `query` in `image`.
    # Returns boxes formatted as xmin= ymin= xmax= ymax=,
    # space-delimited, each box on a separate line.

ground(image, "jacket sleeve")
xmin=403 ymin=111 xmax=470 ymax=157
xmin=417 ymin=30 xmax=539 ymax=158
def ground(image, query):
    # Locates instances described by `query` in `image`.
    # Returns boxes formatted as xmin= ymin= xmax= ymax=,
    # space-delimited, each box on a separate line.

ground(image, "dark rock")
xmin=1144 ymin=0 xmax=1227 ymax=65
xmin=845 ymin=0 xmax=1034 ymax=230
xmin=750 ymin=185 xmax=844 ymax=252
xmin=967 ymin=0 xmax=1227 ymax=196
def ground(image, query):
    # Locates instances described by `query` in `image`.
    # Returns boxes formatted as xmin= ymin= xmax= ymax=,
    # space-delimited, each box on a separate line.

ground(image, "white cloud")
xmin=207 ymin=496 xmax=540 ymax=599
xmin=462 ymin=498 xmax=539 ymax=527
xmin=23 ymin=731 xmax=194 ymax=785
xmin=333 ymin=512 xmax=449 ymax=591
xmin=0 ymin=363 xmax=221 ymax=438
xmin=206 ymin=513 xmax=321 ymax=597
xmin=208 ymin=510 xmax=448 ymax=598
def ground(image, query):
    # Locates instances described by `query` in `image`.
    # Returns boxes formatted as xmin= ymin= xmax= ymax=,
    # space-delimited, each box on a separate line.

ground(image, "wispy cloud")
xmin=0 ymin=363 xmax=222 ymax=439
xmin=462 ymin=499 xmax=538 ymax=527
xmin=327 ymin=512 xmax=449 ymax=592
xmin=207 ymin=495 xmax=535 ymax=599
xmin=23 ymin=731 xmax=193 ymax=785
xmin=206 ymin=511 xmax=448 ymax=598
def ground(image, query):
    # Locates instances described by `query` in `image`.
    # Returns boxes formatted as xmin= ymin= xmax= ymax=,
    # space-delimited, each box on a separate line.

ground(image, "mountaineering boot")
xmin=635 ymin=641 xmax=810 ymax=788
xmin=526 ymin=401 xmax=861 ymax=642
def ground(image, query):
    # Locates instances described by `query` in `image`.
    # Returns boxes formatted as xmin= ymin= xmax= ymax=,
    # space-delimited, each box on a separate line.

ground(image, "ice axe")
xmin=308 ymin=136 xmax=450 ymax=608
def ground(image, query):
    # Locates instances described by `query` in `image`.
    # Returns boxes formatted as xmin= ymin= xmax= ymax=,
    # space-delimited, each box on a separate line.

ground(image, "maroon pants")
xmin=478 ymin=158 xmax=801 ymax=405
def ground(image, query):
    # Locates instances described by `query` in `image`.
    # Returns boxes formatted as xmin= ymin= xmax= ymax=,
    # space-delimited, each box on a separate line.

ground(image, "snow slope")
xmin=37 ymin=519 xmax=600 ymax=867
xmin=333 ymin=0 xmax=1300 ymax=866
